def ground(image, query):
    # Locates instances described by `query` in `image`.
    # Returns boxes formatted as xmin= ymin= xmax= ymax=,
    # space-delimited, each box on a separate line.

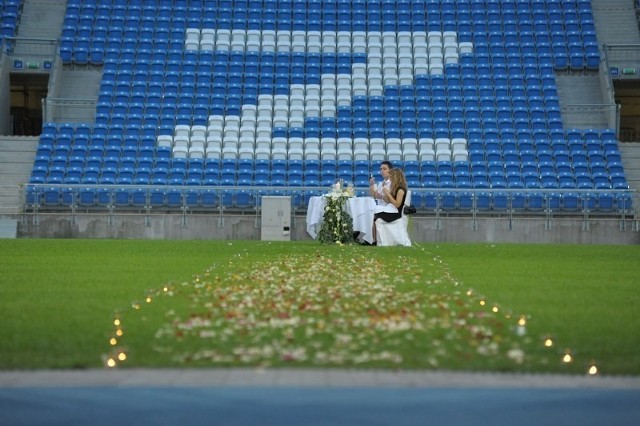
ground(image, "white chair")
xmin=419 ymin=146 xmax=436 ymax=162
xmin=337 ymin=91 xmax=351 ymax=107
xmin=337 ymin=138 xmax=353 ymax=160
xmin=221 ymin=141 xmax=238 ymax=159
xmin=215 ymin=29 xmax=230 ymax=51
xmin=272 ymin=115 xmax=288 ymax=128
xmin=175 ymin=124 xmax=190 ymax=138
xmin=459 ymin=41 xmax=473 ymax=55
xmin=288 ymin=137 xmax=304 ymax=160
xmin=277 ymin=31 xmax=291 ymax=52
xmin=320 ymin=137 xmax=337 ymax=160
xmin=307 ymin=33 xmax=321 ymax=53
xmin=157 ymin=134 xmax=173 ymax=148
xmin=247 ymin=29 xmax=261 ymax=50
xmin=201 ymin=29 xmax=215 ymax=45
xmin=321 ymin=31 xmax=336 ymax=53
xmin=427 ymin=31 xmax=442 ymax=46
xmin=431 ymin=64 xmax=445 ymax=77
xmin=271 ymin=137 xmax=288 ymax=160
xmin=413 ymin=31 xmax=427 ymax=46
xmin=304 ymin=137 xmax=321 ymax=160
xmin=353 ymin=138 xmax=369 ymax=161
xmin=173 ymin=134 xmax=189 ymax=149
xmin=443 ymin=31 xmax=457 ymax=45
xmin=205 ymin=141 xmax=221 ymax=159
xmin=231 ymin=29 xmax=246 ymax=50
xmin=262 ymin=30 xmax=276 ymax=52
xmin=289 ymin=111 xmax=305 ymax=128
xmin=337 ymin=31 xmax=351 ymax=53
xmin=208 ymin=115 xmax=224 ymax=128
xmin=292 ymin=30 xmax=306 ymax=49
xmin=352 ymin=83 xmax=368 ymax=97
xmin=398 ymin=31 xmax=411 ymax=46
xmin=238 ymin=136 xmax=255 ymax=159
xmin=191 ymin=125 xmax=206 ymax=140
xmin=451 ymin=138 xmax=467 ymax=151
xmin=352 ymin=31 xmax=366 ymax=47
xmin=386 ymin=138 xmax=403 ymax=162
xmin=290 ymin=94 xmax=305 ymax=111
xmin=402 ymin=138 xmax=419 ymax=162
xmin=376 ymin=190 xmax=412 ymax=247
xmin=254 ymin=137 xmax=271 ymax=160
xmin=370 ymin=140 xmax=386 ymax=162
xmin=173 ymin=139 xmax=189 ymax=159
xmin=206 ymin=124 xmax=223 ymax=143
xmin=185 ymin=28 xmax=200 ymax=41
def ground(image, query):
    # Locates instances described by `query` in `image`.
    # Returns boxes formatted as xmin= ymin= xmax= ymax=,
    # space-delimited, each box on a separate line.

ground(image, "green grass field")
xmin=1 ymin=239 xmax=638 ymax=376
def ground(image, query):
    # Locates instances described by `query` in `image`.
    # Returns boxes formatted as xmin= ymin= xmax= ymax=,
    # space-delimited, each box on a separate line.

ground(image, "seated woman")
xmin=370 ymin=168 xmax=407 ymax=245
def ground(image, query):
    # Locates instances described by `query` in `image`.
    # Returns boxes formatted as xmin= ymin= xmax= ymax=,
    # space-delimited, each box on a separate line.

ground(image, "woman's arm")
xmin=382 ymin=188 xmax=405 ymax=208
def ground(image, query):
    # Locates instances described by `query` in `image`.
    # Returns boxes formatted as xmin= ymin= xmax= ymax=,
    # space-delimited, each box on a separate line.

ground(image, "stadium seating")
xmin=28 ymin=0 xmax=632 ymax=213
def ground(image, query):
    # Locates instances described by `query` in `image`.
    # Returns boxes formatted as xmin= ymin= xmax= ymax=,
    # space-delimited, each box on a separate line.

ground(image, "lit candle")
xmin=516 ymin=315 xmax=526 ymax=336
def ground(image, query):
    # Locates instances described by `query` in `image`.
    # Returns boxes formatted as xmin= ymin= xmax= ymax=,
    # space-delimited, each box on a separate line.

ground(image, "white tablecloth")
xmin=306 ymin=196 xmax=377 ymax=244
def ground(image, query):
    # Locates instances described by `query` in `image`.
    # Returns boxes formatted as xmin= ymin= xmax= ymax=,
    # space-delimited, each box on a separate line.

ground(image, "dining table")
xmin=306 ymin=195 xmax=377 ymax=244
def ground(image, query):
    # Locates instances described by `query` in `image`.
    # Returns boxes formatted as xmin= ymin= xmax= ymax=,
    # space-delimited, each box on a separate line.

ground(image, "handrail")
xmin=20 ymin=183 xmax=637 ymax=213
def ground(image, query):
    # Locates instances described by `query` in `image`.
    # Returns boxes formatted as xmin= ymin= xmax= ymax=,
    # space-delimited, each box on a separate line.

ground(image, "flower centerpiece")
xmin=318 ymin=180 xmax=355 ymax=244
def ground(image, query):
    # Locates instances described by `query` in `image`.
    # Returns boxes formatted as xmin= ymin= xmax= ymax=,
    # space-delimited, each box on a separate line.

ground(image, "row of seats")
xmin=66 ymin=2 xmax=593 ymax=24
xmin=36 ymin=142 xmax=622 ymax=173
xmin=61 ymin=2 xmax=596 ymax=38
xmin=32 ymin=151 xmax=622 ymax=174
xmin=63 ymin=1 xmax=595 ymax=27
xmin=0 ymin=0 xmax=20 ymax=38
xmin=26 ymin=185 xmax=633 ymax=215
xmin=183 ymin=28 xmax=470 ymax=54
xmin=33 ymin=150 xmax=625 ymax=181
xmin=99 ymin=57 xmax=555 ymax=80
xmin=32 ymin=156 xmax=627 ymax=190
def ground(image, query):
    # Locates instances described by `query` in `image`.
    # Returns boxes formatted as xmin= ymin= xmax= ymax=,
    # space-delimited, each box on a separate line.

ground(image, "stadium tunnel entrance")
xmin=8 ymin=72 xmax=47 ymax=137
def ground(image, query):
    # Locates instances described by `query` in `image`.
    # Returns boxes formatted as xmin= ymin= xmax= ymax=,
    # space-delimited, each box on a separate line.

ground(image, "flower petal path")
xmin=104 ymin=246 xmax=563 ymax=371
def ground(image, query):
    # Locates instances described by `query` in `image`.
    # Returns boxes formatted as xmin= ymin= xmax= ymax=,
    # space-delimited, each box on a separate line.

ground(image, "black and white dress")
xmin=373 ymin=188 xmax=407 ymax=224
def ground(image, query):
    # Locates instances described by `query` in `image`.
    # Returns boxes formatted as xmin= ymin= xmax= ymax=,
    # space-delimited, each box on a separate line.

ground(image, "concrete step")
xmin=57 ymin=69 xmax=103 ymax=99
xmin=618 ymin=142 xmax=640 ymax=191
xmin=591 ymin=0 xmax=640 ymax=45
xmin=16 ymin=0 xmax=66 ymax=39
xmin=0 ymin=137 xmax=37 ymax=216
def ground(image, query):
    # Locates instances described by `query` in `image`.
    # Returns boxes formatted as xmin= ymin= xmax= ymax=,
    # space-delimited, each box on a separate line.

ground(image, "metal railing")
xmin=1 ymin=36 xmax=57 ymax=58
xmin=42 ymin=98 xmax=96 ymax=123
xmin=20 ymin=184 xmax=638 ymax=232
xmin=561 ymin=103 xmax=618 ymax=129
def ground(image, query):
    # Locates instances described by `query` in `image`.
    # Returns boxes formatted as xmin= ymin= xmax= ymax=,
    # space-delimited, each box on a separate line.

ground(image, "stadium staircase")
xmin=591 ymin=0 xmax=640 ymax=45
xmin=0 ymin=137 xmax=37 ymax=237
xmin=14 ymin=0 xmax=65 ymax=39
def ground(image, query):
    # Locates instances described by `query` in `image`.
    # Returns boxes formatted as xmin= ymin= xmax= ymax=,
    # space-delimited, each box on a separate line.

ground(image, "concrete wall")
xmin=16 ymin=212 xmax=640 ymax=245
xmin=0 ymin=55 xmax=12 ymax=135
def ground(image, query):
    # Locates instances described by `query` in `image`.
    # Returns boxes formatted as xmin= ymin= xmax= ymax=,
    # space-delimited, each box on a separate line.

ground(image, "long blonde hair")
xmin=389 ymin=168 xmax=408 ymax=197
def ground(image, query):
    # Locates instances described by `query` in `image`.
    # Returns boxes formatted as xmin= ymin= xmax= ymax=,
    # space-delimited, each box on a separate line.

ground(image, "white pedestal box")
xmin=260 ymin=196 xmax=291 ymax=241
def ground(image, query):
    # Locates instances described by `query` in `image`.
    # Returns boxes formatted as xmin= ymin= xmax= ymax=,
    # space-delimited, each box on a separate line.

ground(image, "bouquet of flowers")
xmin=327 ymin=179 xmax=355 ymax=199
xmin=318 ymin=180 xmax=355 ymax=244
